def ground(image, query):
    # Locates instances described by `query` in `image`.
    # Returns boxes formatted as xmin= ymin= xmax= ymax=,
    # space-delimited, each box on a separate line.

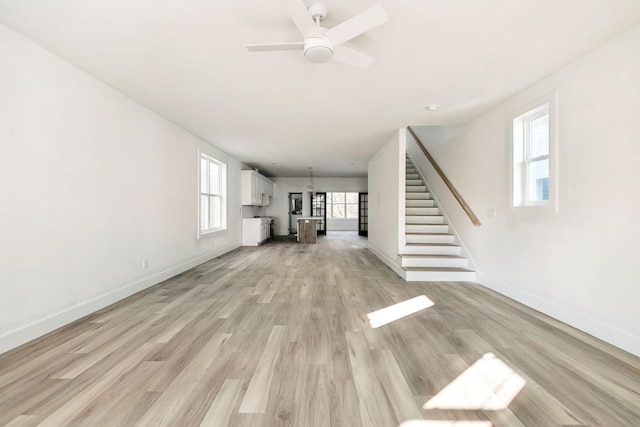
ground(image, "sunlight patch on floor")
xmin=424 ymin=352 xmax=525 ymax=410
xmin=400 ymin=420 xmax=492 ymax=427
xmin=367 ymin=295 xmax=434 ymax=328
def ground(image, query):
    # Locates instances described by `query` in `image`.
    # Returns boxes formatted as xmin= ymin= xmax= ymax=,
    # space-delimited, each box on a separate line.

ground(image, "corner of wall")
xmin=367 ymin=129 xmax=404 ymax=277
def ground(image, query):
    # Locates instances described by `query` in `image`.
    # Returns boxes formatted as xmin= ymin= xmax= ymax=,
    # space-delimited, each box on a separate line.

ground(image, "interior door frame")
xmin=288 ymin=192 xmax=302 ymax=235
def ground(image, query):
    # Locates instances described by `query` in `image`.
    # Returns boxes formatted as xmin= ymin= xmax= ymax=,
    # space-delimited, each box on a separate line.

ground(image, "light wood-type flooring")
xmin=1 ymin=232 xmax=639 ymax=426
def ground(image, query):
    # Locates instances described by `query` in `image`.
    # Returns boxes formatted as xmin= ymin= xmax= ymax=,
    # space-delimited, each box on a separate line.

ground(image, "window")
xmin=199 ymin=153 xmax=226 ymax=234
xmin=511 ymin=93 xmax=557 ymax=211
xmin=327 ymin=192 xmax=358 ymax=219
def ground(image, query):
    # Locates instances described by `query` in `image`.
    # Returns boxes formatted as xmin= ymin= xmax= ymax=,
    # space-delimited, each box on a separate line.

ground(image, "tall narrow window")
xmin=511 ymin=94 xmax=557 ymax=211
xmin=199 ymin=153 xmax=226 ymax=234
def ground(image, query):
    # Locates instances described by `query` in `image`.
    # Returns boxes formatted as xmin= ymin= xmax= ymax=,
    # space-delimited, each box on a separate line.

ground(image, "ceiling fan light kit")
xmin=304 ymin=37 xmax=334 ymax=63
xmin=245 ymin=1 xmax=389 ymax=69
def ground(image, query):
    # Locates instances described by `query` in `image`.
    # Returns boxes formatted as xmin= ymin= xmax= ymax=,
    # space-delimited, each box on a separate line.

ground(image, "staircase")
xmin=402 ymin=157 xmax=476 ymax=281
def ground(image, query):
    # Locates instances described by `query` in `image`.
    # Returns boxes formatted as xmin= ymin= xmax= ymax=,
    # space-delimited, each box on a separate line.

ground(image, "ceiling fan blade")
xmin=333 ymin=45 xmax=376 ymax=69
xmin=245 ymin=42 xmax=305 ymax=52
xmin=288 ymin=0 xmax=320 ymax=37
xmin=324 ymin=4 xmax=389 ymax=46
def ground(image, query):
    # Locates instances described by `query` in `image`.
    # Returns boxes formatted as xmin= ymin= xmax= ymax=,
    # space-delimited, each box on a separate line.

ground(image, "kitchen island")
xmin=296 ymin=217 xmax=322 ymax=244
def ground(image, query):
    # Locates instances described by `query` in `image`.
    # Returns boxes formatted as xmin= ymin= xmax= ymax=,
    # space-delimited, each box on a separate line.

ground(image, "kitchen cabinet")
xmin=241 ymin=170 xmax=274 ymax=206
xmin=242 ymin=218 xmax=271 ymax=246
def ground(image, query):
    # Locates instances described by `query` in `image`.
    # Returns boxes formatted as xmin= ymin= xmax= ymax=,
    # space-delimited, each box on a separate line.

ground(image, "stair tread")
xmin=405 ymin=214 xmax=442 ymax=216
xmin=400 ymin=254 xmax=466 ymax=258
xmin=403 ymin=267 xmax=474 ymax=272
xmin=404 ymin=242 xmax=459 ymax=247
xmin=406 ymin=232 xmax=452 ymax=236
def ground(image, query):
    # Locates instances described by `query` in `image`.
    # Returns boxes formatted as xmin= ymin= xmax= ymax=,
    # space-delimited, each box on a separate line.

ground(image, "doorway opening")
xmin=288 ymin=193 xmax=302 ymax=235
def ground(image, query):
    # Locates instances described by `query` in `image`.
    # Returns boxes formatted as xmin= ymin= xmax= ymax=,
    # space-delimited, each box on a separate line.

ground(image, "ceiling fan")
xmin=245 ymin=1 xmax=389 ymax=69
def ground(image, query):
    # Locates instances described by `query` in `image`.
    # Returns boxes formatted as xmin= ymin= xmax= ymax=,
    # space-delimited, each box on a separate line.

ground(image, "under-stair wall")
xmin=367 ymin=129 xmax=407 ymax=279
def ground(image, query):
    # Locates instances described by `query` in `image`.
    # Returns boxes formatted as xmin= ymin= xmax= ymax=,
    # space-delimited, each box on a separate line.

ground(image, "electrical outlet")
xmin=142 ymin=259 xmax=148 ymax=269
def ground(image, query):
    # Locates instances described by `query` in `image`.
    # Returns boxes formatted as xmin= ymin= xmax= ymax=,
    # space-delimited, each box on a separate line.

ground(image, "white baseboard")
xmin=478 ymin=273 xmax=640 ymax=358
xmin=368 ymin=244 xmax=406 ymax=280
xmin=0 ymin=243 xmax=241 ymax=355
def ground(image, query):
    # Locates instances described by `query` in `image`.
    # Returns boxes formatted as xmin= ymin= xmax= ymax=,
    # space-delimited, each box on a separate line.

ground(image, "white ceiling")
xmin=2 ymin=0 xmax=639 ymax=177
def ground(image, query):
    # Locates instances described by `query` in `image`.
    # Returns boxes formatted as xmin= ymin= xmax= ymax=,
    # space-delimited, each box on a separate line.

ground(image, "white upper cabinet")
xmin=241 ymin=170 xmax=274 ymax=206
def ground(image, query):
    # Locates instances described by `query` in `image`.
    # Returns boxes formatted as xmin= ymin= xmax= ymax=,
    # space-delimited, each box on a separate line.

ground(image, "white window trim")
xmin=327 ymin=192 xmax=359 ymax=219
xmin=198 ymin=150 xmax=227 ymax=237
xmin=510 ymin=92 xmax=558 ymax=213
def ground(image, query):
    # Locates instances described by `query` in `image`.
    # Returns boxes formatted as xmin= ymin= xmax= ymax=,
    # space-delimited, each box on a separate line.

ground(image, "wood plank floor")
xmin=1 ymin=232 xmax=639 ymax=426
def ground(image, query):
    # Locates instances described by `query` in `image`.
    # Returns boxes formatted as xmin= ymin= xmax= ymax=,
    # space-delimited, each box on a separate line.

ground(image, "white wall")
xmin=367 ymin=130 xmax=405 ymax=277
xmin=266 ymin=177 xmax=367 ymax=235
xmin=409 ymin=24 xmax=640 ymax=356
xmin=0 ymin=24 xmax=242 ymax=354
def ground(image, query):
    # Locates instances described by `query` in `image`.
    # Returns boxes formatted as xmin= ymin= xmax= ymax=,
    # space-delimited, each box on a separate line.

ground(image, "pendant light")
xmin=306 ymin=167 xmax=314 ymax=193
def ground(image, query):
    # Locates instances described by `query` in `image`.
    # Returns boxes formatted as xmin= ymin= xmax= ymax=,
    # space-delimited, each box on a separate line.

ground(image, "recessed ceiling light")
xmin=426 ymin=104 xmax=439 ymax=111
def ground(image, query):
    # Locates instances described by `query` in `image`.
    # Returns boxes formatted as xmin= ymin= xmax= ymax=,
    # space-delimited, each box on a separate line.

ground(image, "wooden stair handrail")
xmin=407 ymin=126 xmax=481 ymax=227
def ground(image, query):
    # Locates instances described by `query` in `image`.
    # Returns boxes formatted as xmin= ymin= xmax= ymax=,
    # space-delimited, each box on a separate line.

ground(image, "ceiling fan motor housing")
xmin=304 ymin=36 xmax=333 ymax=63
xmin=308 ymin=3 xmax=328 ymax=22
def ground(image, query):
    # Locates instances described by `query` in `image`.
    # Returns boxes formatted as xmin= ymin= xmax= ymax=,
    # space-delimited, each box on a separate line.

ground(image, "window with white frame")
xmin=512 ymin=94 xmax=557 ymax=211
xmin=327 ymin=192 xmax=358 ymax=219
xmin=199 ymin=153 xmax=227 ymax=234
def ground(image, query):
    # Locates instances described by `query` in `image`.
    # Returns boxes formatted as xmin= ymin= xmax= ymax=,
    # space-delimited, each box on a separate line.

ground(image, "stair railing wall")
xmin=407 ymin=126 xmax=481 ymax=227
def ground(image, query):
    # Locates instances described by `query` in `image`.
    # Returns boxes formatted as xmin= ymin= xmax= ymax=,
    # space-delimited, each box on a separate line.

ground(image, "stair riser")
xmin=405 ymin=270 xmax=476 ymax=282
xmin=406 ymin=173 xmax=420 ymax=179
xmin=406 ymin=200 xmax=435 ymax=207
xmin=406 ymin=193 xmax=431 ymax=200
xmin=406 ymin=234 xmax=455 ymax=244
xmin=406 ymin=224 xmax=449 ymax=233
xmin=406 ymin=179 xmax=423 ymax=185
xmin=406 ymin=207 xmax=439 ymax=215
xmin=406 ymin=216 xmax=444 ymax=224
xmin=406 ymin=186 xmax=426 ymax=192
xmin=402 ymin=246 xmax=461 ymax=255
xmin=401 ymin=257 xmax=468 ymax=268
